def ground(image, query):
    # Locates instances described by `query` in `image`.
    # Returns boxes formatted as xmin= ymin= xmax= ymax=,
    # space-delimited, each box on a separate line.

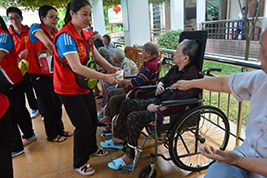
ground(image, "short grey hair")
xmin=98 ymin=47 xmax=110 ymax=57
xmin=180 ymin=39 xmax=199 ymax=62
xmin=111 ymin=48 xmax=125 ymax=60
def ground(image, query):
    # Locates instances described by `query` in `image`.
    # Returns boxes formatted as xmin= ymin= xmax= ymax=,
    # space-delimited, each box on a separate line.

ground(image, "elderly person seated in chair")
xmin=98 ymin=48 xmax=138 ymax=108
xmin=97 ymin=42 xmax=160 ymax=126
xmin=100 ymin=39 xmax=200 ymax=170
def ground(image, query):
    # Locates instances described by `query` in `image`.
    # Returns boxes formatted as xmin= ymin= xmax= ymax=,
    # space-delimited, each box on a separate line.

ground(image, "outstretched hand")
xmin=200 ymin=146 xmax=240 ymax=166
xmin=170 ymin=80 xmax=192 ymax=90
xmin=105 ymin=73 xmax=119 ymax=85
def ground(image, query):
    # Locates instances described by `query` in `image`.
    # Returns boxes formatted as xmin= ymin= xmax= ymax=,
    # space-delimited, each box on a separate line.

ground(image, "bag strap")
xmin=56 ymin=39 xmax=92 ymax=73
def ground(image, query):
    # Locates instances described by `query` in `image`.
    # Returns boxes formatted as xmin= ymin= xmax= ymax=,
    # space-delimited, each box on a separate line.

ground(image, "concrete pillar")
xmin=170 ymin=0 xmax=184 ymax=30
xmin=121 ymin=0 xmax=150 ymax=46
xmin=197 ymin=0 xmax=206 ymax=30
xmin=91 ymin=0 xmax=106 ymax=35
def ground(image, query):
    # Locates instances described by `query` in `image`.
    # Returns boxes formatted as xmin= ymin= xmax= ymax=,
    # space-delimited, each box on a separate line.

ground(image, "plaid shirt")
xmin=155 ymin=64 xmax=199 ymax=115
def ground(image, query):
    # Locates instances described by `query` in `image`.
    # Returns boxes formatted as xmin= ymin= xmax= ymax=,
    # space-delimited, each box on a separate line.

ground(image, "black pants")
xmin=4 ymin=80 xmax=34 ymax=152
xmin=23 ymin=73 xmax=37 ymax=110
xmin=58 ymin=91 xmax=98 ymax=168
xmin=0 ymin=108 xmax=13 ymax=178
xmin=114 ymin=98 xmax=156 ymax=159
xmin=30 ymin=73 xmax=63 ymax=140
xmin=235 ymin=28 xmax=246 ymax=40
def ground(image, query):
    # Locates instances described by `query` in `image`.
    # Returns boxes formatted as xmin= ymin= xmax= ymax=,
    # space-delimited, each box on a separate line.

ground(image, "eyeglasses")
xmin=46 ymin=15 xmax=59 ymax=21
xmin=8 ymin=16 xmax=21 ymax=21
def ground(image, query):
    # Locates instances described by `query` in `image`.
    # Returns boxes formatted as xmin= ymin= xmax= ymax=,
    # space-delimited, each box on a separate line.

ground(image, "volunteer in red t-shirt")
xmin=28 ymin=5 xmax=72 ymax=142
xmin=7 ymin=7 xmax=40 ymax=120
xmin=53 ymin=0 xmax=119 ymax=175
xmin=0 ymin=15 xmax=37 ymax=158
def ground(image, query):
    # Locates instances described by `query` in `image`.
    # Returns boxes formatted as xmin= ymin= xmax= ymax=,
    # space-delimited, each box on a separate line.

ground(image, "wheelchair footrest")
xmin=120 ymin=167 xmax=130 ymax=174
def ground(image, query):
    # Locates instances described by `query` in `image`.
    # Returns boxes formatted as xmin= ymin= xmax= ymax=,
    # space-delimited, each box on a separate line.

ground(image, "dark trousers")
xmin=58 ymin=91 xmax=98 ymax=168
xmin=23 ymin=73 xmax=37 ymax=110
xmin=0 ymin=108 xmax=13 ymax=178
xmin=235 ymin=28 xmax=246 ymax=40
xmin=105 ymin=88 xmax=126 ymax=117
xmin=30 ymin=73 xmax=63 ymax=140
xmin=4 ymin=80 xmax=34 ymax=152
xmin=114 ymin=98 xmax=156 ymax=159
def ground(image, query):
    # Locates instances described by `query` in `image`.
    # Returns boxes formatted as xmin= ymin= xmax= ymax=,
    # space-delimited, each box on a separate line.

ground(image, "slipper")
xmin=95 ymin=94 xmax=103 ymax=99
xmin=61 ymin=131 xmax=73 ymax=137
xmin=75 ymin=164 xmax=95 ymax=176
xmin=47 ymin=135 xmax=66 ymax=142
xmin=91 ymin=147 xmax=108 ymax=157
xmin=100 ymin=139 xmax=124 ymax=149
xmin=108 ymin=157 xmax=133 ymax=170
xmin=97 ymin=113 xmax=104 ymax=118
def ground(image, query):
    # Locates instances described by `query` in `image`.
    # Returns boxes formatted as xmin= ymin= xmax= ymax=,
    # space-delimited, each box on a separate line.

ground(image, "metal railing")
xmin=202 ymin=17 xmax=265 ymax=41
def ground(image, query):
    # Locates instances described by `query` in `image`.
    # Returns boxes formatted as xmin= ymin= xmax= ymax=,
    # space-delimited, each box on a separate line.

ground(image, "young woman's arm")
xmin=33 ymin=30 xmax=54 ymax=50
xmin=65 ymin=53 xmax=118 ymax=85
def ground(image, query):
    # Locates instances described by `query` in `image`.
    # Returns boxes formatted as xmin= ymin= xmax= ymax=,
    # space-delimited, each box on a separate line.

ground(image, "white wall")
xmin=229 ymin=0 xmax=241 ymax=19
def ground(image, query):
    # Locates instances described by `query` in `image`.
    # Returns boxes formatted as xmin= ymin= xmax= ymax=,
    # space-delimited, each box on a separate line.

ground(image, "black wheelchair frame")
xmin=102 ymin=31 xmax=230 ymax=178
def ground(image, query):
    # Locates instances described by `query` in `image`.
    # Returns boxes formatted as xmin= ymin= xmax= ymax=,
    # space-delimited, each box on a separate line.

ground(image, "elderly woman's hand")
xmin=155 ymin=82 xmax=164 ymax=96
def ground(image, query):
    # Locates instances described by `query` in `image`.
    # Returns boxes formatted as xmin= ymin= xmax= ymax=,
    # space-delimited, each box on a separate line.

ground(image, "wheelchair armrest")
xmin=124 ymin=75 xmax=137 ymax=79
xmin=136 ymin=85 xmax=157 ymax=91
xmin=160 ymin=98 xmax=204 ymax=107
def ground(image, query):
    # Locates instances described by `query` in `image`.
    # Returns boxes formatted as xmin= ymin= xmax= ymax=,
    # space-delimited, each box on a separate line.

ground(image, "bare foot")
xmin=122 ymin=154 xmax=133 ymax=165
xmin=112 ymin=137 xmax=125 ymax=144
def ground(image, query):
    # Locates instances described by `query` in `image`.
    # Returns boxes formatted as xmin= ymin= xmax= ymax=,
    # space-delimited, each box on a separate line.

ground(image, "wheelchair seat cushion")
xmin=100 ymin=139 xmax=124 ymax=150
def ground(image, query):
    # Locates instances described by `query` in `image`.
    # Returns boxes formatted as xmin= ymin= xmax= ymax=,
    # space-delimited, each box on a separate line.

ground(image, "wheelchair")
xmin=103 ymin=30 xmax=230 ymax=178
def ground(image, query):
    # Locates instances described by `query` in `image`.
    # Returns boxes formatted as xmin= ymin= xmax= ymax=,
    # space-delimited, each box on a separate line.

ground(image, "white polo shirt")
xmin=229 ymin=70 xmax=267 ymax=178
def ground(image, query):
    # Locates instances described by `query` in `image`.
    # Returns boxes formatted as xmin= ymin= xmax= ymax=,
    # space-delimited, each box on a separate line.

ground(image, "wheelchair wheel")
xmin=169 ymin=105 xmax=230 ymax=171
xmin=138 ymin=166 xmax=157 ymax=178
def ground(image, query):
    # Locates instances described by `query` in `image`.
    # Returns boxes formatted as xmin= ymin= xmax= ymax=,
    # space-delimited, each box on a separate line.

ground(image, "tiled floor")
xmin=13 ymin=98 xmax=210 ymax=178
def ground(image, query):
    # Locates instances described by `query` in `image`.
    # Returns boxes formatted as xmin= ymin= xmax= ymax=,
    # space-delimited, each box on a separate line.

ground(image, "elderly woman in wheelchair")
xmin=100 ymin=39 xmax=200 ymax=170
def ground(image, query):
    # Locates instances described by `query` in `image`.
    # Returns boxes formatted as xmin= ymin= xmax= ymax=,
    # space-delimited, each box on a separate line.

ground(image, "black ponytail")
xmin=63 ymin=0 xmax=91 ymax=25
xmin=64 ymin=2 xmax=72 ymax=25
xmin=0 ymin=16 xmax=8 ymax=33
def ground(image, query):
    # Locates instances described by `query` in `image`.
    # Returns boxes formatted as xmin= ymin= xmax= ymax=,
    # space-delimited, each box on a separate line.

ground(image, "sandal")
xmin=75 ymin=164 xmax=95 ymax=176
xmin=61 ymin=131 xmax=73 ymax=137
xmin=91 ymin=147 xmax=108 ymax=157
xmin=108 ymin=157 xmax=133 ymax=170
xmin=100 ymin=139 xmax=124 ymax=149
xmin=48 ymin=135 xmax=66 ymax=142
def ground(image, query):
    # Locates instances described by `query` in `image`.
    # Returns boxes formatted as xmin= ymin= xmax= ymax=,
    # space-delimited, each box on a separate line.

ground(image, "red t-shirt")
xmin=0 ymin=27 xmax=23 ymax=85
xmin=53 ymin=22 xmax=94 ymax=95
xmin=8 ymin=25 xmax=30 ymax=61
xmin=0 ymin=93 xmax=9 ymax=118
xmin=28 ymin=23 xmax=57 ymax=77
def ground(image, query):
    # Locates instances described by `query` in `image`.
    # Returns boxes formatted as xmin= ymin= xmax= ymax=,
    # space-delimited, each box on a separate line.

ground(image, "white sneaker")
xmin=31 ymin=109 xmax=39 ymax=118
